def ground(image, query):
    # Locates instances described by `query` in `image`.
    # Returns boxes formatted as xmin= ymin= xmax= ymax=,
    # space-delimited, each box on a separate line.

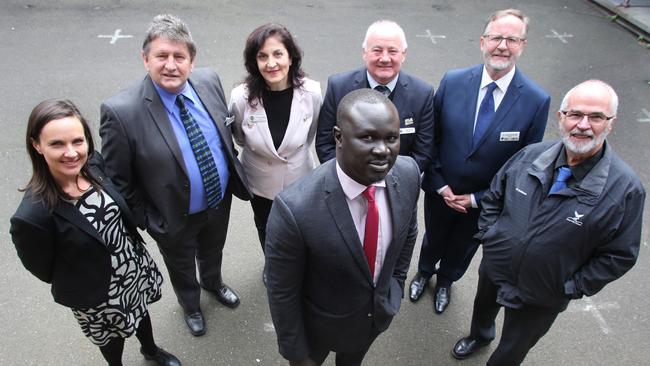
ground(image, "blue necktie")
xmin=176 ymin=95 xmax=222 ymax=208
xmin=473 ymin=82 xmax=498 ymax=147
xmin=549 ymin=166 xmax=572 ymax=195
xmin=374 ymin=85 xmax=391 ymax=97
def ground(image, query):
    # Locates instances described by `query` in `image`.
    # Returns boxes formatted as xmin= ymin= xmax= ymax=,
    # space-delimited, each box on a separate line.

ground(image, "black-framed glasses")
xmin=561 ymin=111 xmax=615 ymax=124
xmin=482 ymin=34 xmax=526 ymax=47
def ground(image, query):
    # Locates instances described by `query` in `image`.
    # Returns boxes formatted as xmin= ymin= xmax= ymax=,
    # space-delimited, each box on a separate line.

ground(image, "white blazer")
xmin=229 ymin=78 xmax=322 ymax=199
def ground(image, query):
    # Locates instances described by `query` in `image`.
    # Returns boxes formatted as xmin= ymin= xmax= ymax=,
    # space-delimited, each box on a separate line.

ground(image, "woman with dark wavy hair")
xmin=229 ymin=23 xmax=322 ymax=256
xmin=10 ymin=99 xmax=180 ymax=366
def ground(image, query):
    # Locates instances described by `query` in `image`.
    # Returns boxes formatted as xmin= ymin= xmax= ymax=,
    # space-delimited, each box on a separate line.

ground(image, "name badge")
xmin=404 ymin=117 xmax=414 ymax=126
xmin=500 ymin=131 xmax=520 ymax=142
xmin=400 ymin=127 xmax=416 ymax=134
xmin=225 ymin=115 xmax=235 ymax=126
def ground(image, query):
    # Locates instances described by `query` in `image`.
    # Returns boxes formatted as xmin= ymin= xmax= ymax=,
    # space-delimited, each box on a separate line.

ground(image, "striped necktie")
xmin=374 ymin=85 xmax=391 ymax=97
xmin=176 ymin=95 xmax=222 ymax=208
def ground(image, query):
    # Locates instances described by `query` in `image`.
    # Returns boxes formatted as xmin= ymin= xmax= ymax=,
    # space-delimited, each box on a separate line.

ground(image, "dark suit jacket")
xmin=315 ymin=68 xmax=434 ymax=171
xmin=9 ymin=152 xmax=144 ymax=308
xmin=422 ymin=65 xmax=550 ymax=204
xmin=265 ymin=156 xmax=420 ymax=361
xmin=99 ymin=68 xmax=251 ymax=241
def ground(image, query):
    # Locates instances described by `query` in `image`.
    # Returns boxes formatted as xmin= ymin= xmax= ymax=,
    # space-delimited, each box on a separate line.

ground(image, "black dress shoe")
xmin=434 ymin=286 xmax=450 ymax=314
xmin=215 ymin=283 xmax=240 ymax=308
xmin=451 ymin=336 xmax=491 ymax=360
xmin=184 ymin=311 xmax=205 ymax=336
xmin=141 ymin=347 xmax=182 ymax=366
xmin=409 ymin=272 xmax=429 ymax=302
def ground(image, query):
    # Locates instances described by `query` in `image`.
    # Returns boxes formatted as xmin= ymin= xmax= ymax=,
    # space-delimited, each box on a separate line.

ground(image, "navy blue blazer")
xmin=315 ymin=68 xmax=434 ymax=171
xmin=422 ymin=65 xmax=550 ymax=204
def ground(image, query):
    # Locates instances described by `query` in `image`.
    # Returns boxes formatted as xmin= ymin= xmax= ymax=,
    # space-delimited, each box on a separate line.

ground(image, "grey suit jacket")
xmin=100 ymin=68 xmax=251 ymax=241
xmin=265 ymin=156 xmax=420 ymax=361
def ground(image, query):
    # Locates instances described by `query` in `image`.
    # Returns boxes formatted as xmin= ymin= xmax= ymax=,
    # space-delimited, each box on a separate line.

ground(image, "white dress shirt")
xmin=336 ymin=162 xmax=393 ymax=285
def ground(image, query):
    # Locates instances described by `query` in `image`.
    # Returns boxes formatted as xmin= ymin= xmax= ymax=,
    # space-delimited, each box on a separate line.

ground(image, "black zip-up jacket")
xmin=476 ymin=141 xmax=645 ymax=309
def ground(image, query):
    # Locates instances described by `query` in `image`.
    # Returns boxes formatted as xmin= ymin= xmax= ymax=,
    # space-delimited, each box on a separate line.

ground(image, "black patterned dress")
xmin=70 ymin=187 xmax=163 ymax=346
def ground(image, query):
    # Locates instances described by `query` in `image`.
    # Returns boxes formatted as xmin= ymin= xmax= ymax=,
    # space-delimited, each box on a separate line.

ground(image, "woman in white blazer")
xmin=229 ymin=23 xmax=322 ymax=253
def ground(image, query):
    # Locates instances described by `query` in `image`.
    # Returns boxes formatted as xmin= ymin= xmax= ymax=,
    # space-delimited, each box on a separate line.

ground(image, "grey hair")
xmin=559 ymin=79 xmax=619 ymax=116
xmin=142 ymin=14 xmax=196 ymax=59
xmin=483 ymin=9 xmax=529 ymax=38
xmin=361 ymin=20 xmax=408 ymax=51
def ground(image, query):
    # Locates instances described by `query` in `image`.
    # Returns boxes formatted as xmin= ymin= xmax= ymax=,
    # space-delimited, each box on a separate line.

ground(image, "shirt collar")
xmin=336 ymin=161 xmax=386 ymax=200
xmin=152 ymin=81 xmax=198 ymax=113
xmin=555 ymin=144 xmax=606 ymax=182
xmin=366 ymin=71 xmax=399 ymax=93
xmin=480 ymin=65 xmax=516 ymax=93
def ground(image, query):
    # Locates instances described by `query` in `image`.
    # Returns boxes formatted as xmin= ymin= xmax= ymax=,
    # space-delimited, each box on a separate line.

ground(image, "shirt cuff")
xmin=436 ymin=185 xmax=449 ymax=195
xmin=470 ymin=194 xmax=478 ymax=208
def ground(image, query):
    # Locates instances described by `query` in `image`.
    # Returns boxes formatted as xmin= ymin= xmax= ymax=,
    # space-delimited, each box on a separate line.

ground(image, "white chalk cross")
xmin=416 ymin=29 xmax=446 ymax=44
xmin=566 ymin=297 xmax=619 ymax=334
xmin=545 ymin=29 xmax=573 ymax=44
xmin=98 ymin=29 xmax=133 ymax=44
xmin=638 ymin=108 xmax=650 ymax=123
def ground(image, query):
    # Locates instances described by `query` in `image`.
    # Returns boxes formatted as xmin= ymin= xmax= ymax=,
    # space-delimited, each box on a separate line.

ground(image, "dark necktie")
xmin=549 ymin=166 xmax=572 ymax=195
xmin=473 ymin=82 xmax=498 ymax=147
xmin=176 ymin=95 xmax=222 ymax=208
xmin=374 ymin=85 xmax=391 ymax=97
xmin=362 ymin=186 xmax=379 ymax=279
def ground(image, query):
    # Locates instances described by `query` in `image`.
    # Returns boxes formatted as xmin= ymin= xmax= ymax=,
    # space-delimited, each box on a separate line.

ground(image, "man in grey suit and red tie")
xmin=410 ymin=9 xmax=550 ymax=314
xmin=100 ymin=14 xmax=251 ymax=337
xmin=315 ymin=20 xmax=434 ymax=172
xmin=266 ymin=89 xmax=421 ymax=366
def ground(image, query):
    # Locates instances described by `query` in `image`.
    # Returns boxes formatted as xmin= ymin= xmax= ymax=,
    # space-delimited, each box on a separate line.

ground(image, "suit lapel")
xmin=323 ymin=163 xmax=374 ymax=283
xmin=54 ymin=199 xmax=106 ymax=247
xmin=391 ymin=74 xmax=407 ymax=123
xmin=465 ymin=67 xmax=483 ymax=153
xmin=377 ymin=168 xmax=405 ymax=284
xmin=277 ymin=87 xmax=305 ymax=156
xmin=143 ymin=77 xmax=188 ymax=176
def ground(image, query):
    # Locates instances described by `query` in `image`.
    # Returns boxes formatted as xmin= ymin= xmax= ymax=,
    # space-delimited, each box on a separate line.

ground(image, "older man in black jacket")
xmin=451 ymin=80 xmax=645 ymax=365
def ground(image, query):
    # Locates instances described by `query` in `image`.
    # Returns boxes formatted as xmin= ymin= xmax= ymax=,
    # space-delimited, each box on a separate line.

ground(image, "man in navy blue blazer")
xmin=316 ymin=20 xmax=434 ymax=172
xmin=409 ymin=9 xmax=550 ymax=314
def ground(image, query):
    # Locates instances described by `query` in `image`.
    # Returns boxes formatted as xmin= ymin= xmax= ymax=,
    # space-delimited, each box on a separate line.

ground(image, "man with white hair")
xmin=451 ymin=79 xmax=645 ymax=365
xmin=316 ymin=20 xmax=434 ymax=172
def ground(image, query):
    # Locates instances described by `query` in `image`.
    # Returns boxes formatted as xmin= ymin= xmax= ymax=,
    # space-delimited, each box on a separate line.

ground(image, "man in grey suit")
xmin=266 ymin=89 xmax=421 ymax=366
xmin=100 ymin=14 xmax=251 ymax=337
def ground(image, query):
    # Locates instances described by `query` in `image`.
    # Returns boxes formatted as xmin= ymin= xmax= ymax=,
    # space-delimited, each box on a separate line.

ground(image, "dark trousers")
xmin=99 ymin=312 xmax=157 ymax=366
xmin=417 ymin=192 xmax=481 ymax=286
xmin=307 ymin=330 xmax=379 ymax=366
xmin=469 ymin=273 xmax=561 ymax=366
xmin=250 ymin=194 xmax=274 ymax=252
xmin=155 ymin=193 xmax=232 ymax=313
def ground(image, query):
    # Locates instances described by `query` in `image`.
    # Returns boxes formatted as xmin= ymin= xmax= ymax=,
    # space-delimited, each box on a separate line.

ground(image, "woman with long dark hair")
xmin=229 ymin=23 xmax=322 ymax=255
xmin=10 ymin=99 xmax=180 ymax=366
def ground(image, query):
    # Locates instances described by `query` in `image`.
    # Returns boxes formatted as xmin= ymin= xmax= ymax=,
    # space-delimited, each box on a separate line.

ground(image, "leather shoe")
xmin=141 ymin=347 xmax=182 ymax=366
xmin=434 ymin=286 xmax=450 ymax=314
xmin=184 ymin=311 xmax=205 ymax=336
xmin=409 ymin=272 xmax=429 ymax=302
xmin=451 ymin=336 xmax=491 ymax=360
xmin=214 ymin=283 xmax=240 ymax=308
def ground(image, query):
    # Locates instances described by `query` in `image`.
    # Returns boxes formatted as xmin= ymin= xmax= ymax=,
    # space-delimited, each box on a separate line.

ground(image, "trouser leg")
xmin=197 ymin=193 xmax=233 ymax=290
xmin=469 ymin=272 xmax=501 ymax=342
xmin=250 ymin=194 xmax=274 ymax=252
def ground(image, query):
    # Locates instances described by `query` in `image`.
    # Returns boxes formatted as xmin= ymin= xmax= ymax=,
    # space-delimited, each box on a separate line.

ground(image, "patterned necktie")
xmin=374 ymin=85 xmax=391 ymax=97
xmin=362 ymin=186 xmax=379 ymax=279
xmin=176 ymin=95 xmax=222 ymax=208
xmin=473 ymin=82 xmax=498 ymax=147
xmin=549 ymin=166 xmax=572 ymax=195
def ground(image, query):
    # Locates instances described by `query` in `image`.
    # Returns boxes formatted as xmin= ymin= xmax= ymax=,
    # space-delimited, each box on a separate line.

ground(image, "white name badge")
xmin=400 ymin=127 xmax=416 ymax=135
xmin=500 ymin=131 xmax=520 ymax=142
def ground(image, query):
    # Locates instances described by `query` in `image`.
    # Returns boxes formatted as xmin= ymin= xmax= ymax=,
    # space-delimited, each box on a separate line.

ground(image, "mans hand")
xmin=289 ymin=357 xmax=318 ymax=366
xmin=441 ymin=187 xmax=468 ymax=214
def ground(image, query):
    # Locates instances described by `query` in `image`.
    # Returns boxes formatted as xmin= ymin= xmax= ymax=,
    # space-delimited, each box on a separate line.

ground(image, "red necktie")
xmin=362 ymin=186 xmax=379 ymax=278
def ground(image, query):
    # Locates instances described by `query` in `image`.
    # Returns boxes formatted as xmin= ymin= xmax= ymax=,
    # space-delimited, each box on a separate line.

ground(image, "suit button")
xmin=367 ymin=313 xmax=372 ymax=318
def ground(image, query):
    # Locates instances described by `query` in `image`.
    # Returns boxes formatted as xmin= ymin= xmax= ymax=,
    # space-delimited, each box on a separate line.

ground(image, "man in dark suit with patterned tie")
xmin=409 ymin=9 xmax=550 ymax=315
xmin=316 ymin=20 xmax=434 ymax=172
xmin=100 ymin=14 xmax=251 ymax=337
xmin=266 ymin=89 xmax=421 ymax=366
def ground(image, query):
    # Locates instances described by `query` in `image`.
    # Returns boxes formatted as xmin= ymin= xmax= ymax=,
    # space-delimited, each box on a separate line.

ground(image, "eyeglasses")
xmin=561 ymin=111 xmax=615 ymax=124
xmin=482 ymin=35 xmax=526 ymax=47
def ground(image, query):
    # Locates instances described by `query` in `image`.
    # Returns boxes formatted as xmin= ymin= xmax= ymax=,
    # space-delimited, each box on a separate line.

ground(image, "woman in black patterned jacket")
xmin=9 ymin=99 xmax=180 ymax=366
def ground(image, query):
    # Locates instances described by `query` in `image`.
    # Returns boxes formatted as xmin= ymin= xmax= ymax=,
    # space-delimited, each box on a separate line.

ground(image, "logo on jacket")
xmin=566 ymin=211 xmax=584 ymax=226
